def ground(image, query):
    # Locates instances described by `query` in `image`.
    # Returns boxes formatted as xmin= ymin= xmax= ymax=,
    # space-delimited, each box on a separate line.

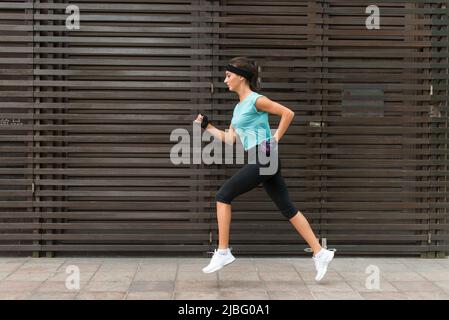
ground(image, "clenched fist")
xmin=194 ymin=114 xmax=204 ymax=124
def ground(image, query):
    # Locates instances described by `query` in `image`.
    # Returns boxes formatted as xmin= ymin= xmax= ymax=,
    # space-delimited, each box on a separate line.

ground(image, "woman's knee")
xmin=280 ymin=205 xmax=298 ymax=220
xmin=215 ymin=187 xmax=233 ymax=205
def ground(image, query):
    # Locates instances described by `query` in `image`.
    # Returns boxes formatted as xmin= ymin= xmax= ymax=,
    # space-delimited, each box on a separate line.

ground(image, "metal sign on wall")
xmin=0 ymin=0 xmax=448 ymax=257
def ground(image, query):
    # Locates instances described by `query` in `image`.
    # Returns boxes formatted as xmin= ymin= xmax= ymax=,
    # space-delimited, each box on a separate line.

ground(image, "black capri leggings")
xmin=215 ymin=138 xmax=298 ymax=220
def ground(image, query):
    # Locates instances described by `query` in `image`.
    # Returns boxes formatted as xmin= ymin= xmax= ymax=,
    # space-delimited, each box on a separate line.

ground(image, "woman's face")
xmin=224 ymin=71 xmax=244 ymax=92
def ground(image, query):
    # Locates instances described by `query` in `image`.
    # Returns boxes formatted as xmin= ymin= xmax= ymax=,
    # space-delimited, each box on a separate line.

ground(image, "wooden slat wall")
xmin=31 ymin=0 xmax=214 ymax=256
xmin=0 ymin=0 xmax=38 ymax=255
xmin=429 ymin=1 xmax=449 ymax=257
xmin=0 ymin=0 xmax=447 ymax=257
xmin=318 ymin=1 xmax=436 ymax=256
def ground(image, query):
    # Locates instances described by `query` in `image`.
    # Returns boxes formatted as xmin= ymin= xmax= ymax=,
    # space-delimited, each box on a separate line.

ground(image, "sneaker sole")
xmin=202 ymin=256 xmax=236 ymax=274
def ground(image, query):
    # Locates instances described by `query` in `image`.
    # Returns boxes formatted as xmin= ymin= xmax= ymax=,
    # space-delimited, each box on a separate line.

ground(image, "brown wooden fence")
xmin=0 ymin=0 xmax=448 ymax=257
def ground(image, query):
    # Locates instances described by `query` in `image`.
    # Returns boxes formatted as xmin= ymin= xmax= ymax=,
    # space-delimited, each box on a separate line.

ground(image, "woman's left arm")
xmin=255 ymin=96 xmax=295 ymax=142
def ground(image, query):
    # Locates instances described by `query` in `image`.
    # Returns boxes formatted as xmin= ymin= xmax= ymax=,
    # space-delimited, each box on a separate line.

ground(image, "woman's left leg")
xmin=262 ymin=161 xmax=322 ymax=255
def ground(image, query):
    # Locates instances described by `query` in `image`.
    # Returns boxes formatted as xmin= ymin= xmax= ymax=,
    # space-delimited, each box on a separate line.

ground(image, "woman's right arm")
xmin=206 ymin=123 xmax=236 ymax=145
xmin=194 ymin=114 xmax=236 ymax=145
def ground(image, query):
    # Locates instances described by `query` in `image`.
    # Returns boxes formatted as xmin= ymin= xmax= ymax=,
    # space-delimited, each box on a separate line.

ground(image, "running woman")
xmin=194 ymin=57 xmax=334 ymax=282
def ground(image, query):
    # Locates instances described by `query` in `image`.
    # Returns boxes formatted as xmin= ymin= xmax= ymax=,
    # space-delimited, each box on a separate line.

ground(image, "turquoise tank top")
xmin=231 ymin=91 xmax=273 ymax=151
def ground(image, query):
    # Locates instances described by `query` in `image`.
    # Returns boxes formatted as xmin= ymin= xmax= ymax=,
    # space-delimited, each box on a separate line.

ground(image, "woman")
xmin=194 ymin=57 xmax=334 ymax=282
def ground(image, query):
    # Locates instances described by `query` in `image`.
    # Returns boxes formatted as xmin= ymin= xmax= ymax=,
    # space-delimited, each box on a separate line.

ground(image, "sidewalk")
xmin=0 ymin=256 xmax=448 ymax=300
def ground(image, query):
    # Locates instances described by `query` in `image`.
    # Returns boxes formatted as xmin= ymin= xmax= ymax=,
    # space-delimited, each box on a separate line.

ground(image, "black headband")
xmin=225 ymin=64 xmax=254 ymax=81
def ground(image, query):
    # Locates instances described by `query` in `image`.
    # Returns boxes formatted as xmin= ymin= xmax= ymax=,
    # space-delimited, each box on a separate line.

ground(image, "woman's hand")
xmin=194 ymin=114 xmax=204 ymax=124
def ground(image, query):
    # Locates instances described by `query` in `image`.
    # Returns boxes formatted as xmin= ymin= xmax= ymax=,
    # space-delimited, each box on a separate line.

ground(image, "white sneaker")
xmin=313 ymin=248 xmax=335 ymax=282
xmin=202 ymin=249 xmax=236 ymax=273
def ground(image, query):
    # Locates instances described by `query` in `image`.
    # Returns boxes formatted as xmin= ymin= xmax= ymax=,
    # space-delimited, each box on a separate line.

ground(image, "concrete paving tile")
xmin=289 ymin=258 xmax=314 ymax=266
xmin=129 ymin=281 xmax=174 ymax=292
xmin=0 ymin=258 xmax=29 ymax=263
xmin=139 ymin=257 xmax=178 ymax=264
xmin=218 ymin=290 xmax=269 ymax=300
xmin=399 ymin=260 xmax=446 ymax=271
xmin=91 ymin=271 xmax=135 ymax=282
xmin=219 ymin=280 xmax=266 ymax=291
xmin=415 ymin=270 xmax=449 ymax=282
xmin=381 ymin=271 xmax=426 ymax=282
xmin=300 ymin=271 xmax=344 ymax=283
xmin=25 ymin=258 xmax=66 ymax=263
xmin=18 ymin=263 xmax=63 ymax=273
xmin=292 ymin=265 xmax=316 ymax=274
xmin=307 ymin=281 xmax=355 ymax=292
xmin=174 ymin=280 xmax=218 ymax=291
xmin=126 ymin=291 xmax=173 ymax=300
xmin=403 ymin=291 xmax=449 ymax=300
xmin=177 ymin=258 xmax=212 ymax=265
xmin=177 ymin=271 xmax=219 ymax=281
xmin=268 ymin=290 xmax=314 ymax=300
xmin=258 ymin=271 xmax=301 ymax=282
xmin=432 ymin=280 xmax=449 ymax=293
xmin=0 ymin=291 xmax=33 ymax=300
xmin=36 ymin=280 xmax=88 ymax=293
xmin=98 ymin=258 xmax=139 ymax=264
xmin=0 ymin=263 xmax=26 ymax=273
xmin=254 ymin=263 xmax=297 ymax=273
xmin=57 ymin=262 xmax=101 ymax=273
xmin=84 ymin=281 xmax=131 ymax=292
xmin=435 ymin=258 xmax=449 ymax=267
xmin=138 ymin=262 xmax=178 ymax=271
xmin=28 ymin=292 xmax=78 ymax=300
xmin=329 ymin=260 xmax=375 ymax=272
xmin=346 ymin=279 xmax=399 ymax=292
xmin=61 ymin=258 xmax=105 ymax=264
xmin=138 ymin=264 xmax=177 ymax=273
xmin=337 ymin=271 xmax=374 ymax=281
xmin=312 ymin=291 xmax=364 ymax=300
xmin=255 ymin=257 xmax=292 ymax=262
xmin=263 ymin=281 xmax=307 ymax=292
xmin=390 ymin=281 xmax=444 ymax=292
xmin=134 ymin=269 xmax=177 ymax=281
xmin=0 ymin=281 xmax=43 ymax=292
xmin=46 ymin=270 xmax=95 ymax=282
xmin=218 ymin=271 xmax=260 ymax=281
xmin=4 ymin=271 xmax=54 ymax=282
xmin=371 ymin=263 xmax=410 ymax=272
xmin=0 ymin=272 xmax=11 ymax=281
xmin=178 ymin=264 xmax=210 ymax=273
xmin=97 ymin=264 xmax=139 ymax=273
xmin=76 ymin=292 xmax=126 ymax=300
xmin=360 ymin=292 xmax=409 ymax=300
xmin=219 ymin=262 xmax=257 ymax=273
xmin=349 ymin=258 xmax=405 ymax=266
xmin=174 ymin=291 xmax=221 ymax=300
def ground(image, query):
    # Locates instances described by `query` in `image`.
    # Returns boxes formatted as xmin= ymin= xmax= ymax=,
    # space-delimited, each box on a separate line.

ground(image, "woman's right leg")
xmin=215 ymin=163 xmax=268 ymax=249
xmin=202 ymin=163 xmax=268 ymax=273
